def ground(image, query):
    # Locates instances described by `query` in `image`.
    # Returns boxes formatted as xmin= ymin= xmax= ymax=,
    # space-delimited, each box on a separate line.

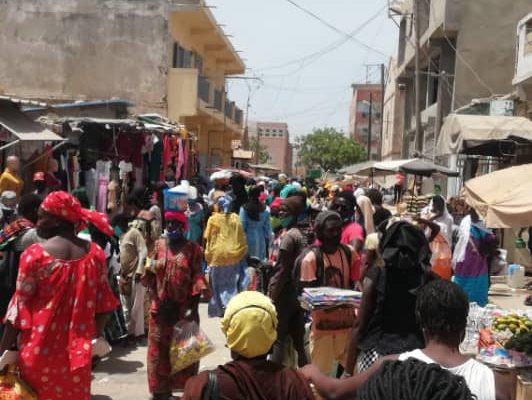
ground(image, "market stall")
xmin=37 ymin=114 xmax=197 ymax=212
xmin=464 ymin=163 xmax=532 ymax=229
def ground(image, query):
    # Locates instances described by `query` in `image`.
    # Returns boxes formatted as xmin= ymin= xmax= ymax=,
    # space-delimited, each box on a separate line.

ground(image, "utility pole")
xmin=243 ymin=91 xmax=251 ymax=149
xmin=367 ymin=92 xmax=373 ymax=161
xmin=255 ymin=129 xmax=260 ymax=164
xmin=414 ymin=0 xmax=423 ymax=154
xmin=379 ymin=63 xmax=385 ymax=160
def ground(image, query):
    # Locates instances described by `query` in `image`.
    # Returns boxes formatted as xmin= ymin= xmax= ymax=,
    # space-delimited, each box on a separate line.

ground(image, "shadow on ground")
xmin=93 ymin=344 xmax=145 ymax=375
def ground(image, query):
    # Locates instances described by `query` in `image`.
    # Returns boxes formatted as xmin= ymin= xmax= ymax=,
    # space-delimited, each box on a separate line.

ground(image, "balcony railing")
xmin=192 ymin=72 xmax=242 ymax=125
xmin=214 ymin=89 xmax=223 ymax=111
xmin=224 ymin=100 xmax=235 ymax=119
xmin=234 ymin=108 xmax=243 ymax=124
xmin=198 ymin=75 xmax=211 ymax=103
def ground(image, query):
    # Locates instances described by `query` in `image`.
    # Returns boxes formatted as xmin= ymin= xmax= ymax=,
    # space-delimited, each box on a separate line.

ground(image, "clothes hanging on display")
xmin=175 ymin=139 xmax=184 ymax=181
xmin=84 ymin=169 xmax=97 ymax=207
xmin=107 ymin=179 xmax=119 ymax=213
xmin=116 ymin=132 xmax=144 ymax=168
xmin=161 ymin=135 xmax=172 ymax=181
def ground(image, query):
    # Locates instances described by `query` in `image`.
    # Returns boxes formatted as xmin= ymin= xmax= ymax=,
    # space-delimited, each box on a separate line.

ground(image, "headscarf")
xmin=280 ymin=184 xmax=296 ymax=199
xmin=283 ymin=195 xmax=306 ymax=216
xmin=221 ymin=291 xmax=278 ymax=359
xmin=244 ymin=186 xmax=264 ymax=221
xmin=217 ymin=195 xmax=232 ymax=214
xmin=41 ymin=191 xmax=113 ymax=236
xmin=314 ymin=211 xmax=342 ymax=238
xmin=453 ymin=214 xmax=471 ymax=269
xmin=164 ymin=210 xmax=189 ymax=231
xmin=335 ymin=190 xmax=356 ymax=215
xmin=429 ymin=195 xmax=454 ymax=246
xmin=354 ymin=188 xmax=365 ymax=199
xmin=357 ymin=195 xmax=375 ymax=234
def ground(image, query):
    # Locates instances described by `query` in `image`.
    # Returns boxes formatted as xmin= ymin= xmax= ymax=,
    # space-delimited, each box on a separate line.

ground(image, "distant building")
xmin=0 ymin=0 xmax=244 ymax=171
xmin=514 ymin=12 xmax=532 ymax=120
xmin=349 ymin=84 xmax=382 ymax=160
xmin=391 ymin=0 xmax=532 ymax=157
xmin=254 ymin=122 xmax=292 ymax=175
xmin=381 ymin=58 xmax=405 ymax=161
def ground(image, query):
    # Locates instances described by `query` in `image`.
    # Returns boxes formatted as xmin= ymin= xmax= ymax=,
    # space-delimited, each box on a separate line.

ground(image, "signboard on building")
xmin=307 ymin=169 xmax=322 ymax=179
xmin=490 ymin=100 xmax=514 ymax=116
xmin=231 ymin=140 xmax=242 ymax=150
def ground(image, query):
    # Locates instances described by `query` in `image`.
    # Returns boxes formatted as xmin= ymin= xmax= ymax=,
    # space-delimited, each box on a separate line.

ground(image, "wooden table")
xmin=489 ymin=289 xmax=532 ymax=310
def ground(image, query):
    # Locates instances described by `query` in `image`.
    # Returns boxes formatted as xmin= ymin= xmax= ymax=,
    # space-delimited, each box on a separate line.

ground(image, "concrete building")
xmin=392 ymin=0 xmax=532 ymax=158
xmin=255 ymin=122 xmax=292 ymax=175
xmin=381 ymin=58 xmax=405 ymax=160
xmin=0 ymin=0 xmax=244 ymax=171
xmin=514 ymin=12 xmax=532 ymax=120
xmin=349 ymin=84 xmax=382 ymax=160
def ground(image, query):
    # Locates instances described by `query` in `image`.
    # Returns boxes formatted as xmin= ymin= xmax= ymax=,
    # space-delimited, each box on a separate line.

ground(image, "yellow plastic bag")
xmin=169 ymin=320 xmax=215 ymax=374
xmin=0 ymin=366 xmax=37 ymax=400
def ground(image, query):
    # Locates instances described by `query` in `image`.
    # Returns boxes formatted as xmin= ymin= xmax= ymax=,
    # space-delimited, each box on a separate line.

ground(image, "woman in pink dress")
xmin=0 ymin=191 xmax=119 ymax=400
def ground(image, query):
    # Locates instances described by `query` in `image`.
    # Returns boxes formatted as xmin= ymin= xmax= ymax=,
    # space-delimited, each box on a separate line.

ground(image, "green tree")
xmin=250 ymin=137 xmax=270 ymax=164
xmin=297 ymin=127 xmax=366 ymax=172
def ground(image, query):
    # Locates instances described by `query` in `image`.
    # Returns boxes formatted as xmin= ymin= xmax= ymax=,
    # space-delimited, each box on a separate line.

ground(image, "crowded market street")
xmin=1 ymin=1 xmax=532 ymax=400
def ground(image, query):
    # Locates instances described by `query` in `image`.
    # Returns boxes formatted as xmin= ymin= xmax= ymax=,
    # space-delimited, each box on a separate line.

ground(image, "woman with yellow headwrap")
xmin=182 ymin=292 xmax=315 ymax=400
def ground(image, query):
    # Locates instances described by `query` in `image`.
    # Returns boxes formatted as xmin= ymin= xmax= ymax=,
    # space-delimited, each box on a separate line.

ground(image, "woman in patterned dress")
xmin=142 ymin=210 xmax=209 ymax=400
xmin=0 ymin=191 xmax=119 ymax=400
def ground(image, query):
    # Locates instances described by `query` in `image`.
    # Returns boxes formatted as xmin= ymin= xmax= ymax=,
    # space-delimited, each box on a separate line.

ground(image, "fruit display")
xmin=492 ymin=314 xmax=532 ymax=335
xmin=505 ymin=330 xmax=532 ymax=356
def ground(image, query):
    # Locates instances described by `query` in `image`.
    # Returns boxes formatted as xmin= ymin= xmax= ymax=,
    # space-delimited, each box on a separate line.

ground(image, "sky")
xmin=209 ymin=0 xmax=398 ymax=140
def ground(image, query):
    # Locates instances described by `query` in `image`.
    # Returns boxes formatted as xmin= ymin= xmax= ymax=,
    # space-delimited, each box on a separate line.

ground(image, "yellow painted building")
xmin=168 ymin=3 xmax=245 ymax=169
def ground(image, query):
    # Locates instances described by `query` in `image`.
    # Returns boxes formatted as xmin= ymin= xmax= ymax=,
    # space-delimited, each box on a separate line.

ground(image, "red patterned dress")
xmin=4 ymin=242 xmax=119 ymax=400
xmin=142 ymin=239 xmax=208 ymax=395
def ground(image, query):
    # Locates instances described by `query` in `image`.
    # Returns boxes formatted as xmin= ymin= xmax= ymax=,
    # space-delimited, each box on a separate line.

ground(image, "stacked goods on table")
xmin=471 ymin=306 xmax=532 ymax=368
xmin=403 ymin=195 xmax=431 ymax=215
xmin=300 ymin=287 xmax=362 ymax=311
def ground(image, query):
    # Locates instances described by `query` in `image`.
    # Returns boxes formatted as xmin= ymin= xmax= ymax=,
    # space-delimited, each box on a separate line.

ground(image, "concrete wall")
xmin=514 ymin=13 xmax=532 ymax=100
xmin=167 ymin=68 xmax=198 ymax=121
xmin=453 ymin=0 xmax=531 ymax=107
xmin=381 ymin=59 xmax=404 ymax=160
xmin=0 ymin=0 xmax=170 ymax=111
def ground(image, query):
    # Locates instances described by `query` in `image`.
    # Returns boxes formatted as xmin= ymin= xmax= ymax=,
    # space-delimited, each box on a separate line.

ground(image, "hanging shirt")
xmin=0 ymin=169 xmax=23 ymax=198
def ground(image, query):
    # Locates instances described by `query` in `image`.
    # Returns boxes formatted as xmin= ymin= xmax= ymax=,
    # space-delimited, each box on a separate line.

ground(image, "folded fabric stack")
xmin=300 ymin=287 xmax=362 ymax=311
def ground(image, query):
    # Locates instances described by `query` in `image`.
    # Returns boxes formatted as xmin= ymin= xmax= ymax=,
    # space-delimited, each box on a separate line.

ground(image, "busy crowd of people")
xmin=0 ymin=159 xmax=509 ymax=400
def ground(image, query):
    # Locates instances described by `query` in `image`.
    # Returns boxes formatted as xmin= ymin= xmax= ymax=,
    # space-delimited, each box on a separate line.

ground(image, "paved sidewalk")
xmin=91 ymin=304 xmax=230 ymax=400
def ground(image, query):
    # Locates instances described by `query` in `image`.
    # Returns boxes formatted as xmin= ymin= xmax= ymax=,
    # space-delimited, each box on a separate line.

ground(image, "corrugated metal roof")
xmin=0 ymin=99 xmax=64 ymax=141
xmin=22 ymin=98 xmax=135 ymax=112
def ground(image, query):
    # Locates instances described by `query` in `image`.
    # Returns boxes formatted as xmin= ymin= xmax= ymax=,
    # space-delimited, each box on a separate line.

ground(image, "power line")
xmin=421 ymin=0 xmax=494 ymax=96
xmin=256 ymin=4 xmax=387 ymax=73
xmin=284 ymin=0 xmax=389 ymax=59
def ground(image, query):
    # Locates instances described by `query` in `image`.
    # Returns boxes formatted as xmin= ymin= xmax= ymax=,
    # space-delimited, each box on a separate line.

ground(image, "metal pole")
xmin=414 ymin=0 xmax=423 ymax=154
xmin=367 ymin=92 xmax=373 ymax=161
xmin=255 ymin=127 xmax=260 ymax=164
xmin=243 ymin=91 xmax=250 ymax=150
xmin=380 ymin=63 xmax=385 ymax=160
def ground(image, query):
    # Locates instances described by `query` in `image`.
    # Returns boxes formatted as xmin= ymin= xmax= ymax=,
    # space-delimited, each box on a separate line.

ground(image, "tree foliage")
xmin=297 ymin=127 xmax=366 ymax=172
xmin=250 ymin=138 xmax=270 ymax=164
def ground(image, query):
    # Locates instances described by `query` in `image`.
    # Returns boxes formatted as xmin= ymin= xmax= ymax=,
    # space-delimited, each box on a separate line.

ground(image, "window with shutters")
xmin=525 ymin=21 xmax=532 ymax=55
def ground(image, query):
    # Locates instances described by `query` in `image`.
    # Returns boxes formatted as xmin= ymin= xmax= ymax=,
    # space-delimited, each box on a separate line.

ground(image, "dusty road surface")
xmin=91 ymin=303 xmax=230 ymax=400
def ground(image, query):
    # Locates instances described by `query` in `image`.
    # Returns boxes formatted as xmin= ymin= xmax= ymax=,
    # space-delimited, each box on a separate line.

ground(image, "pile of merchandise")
xmin=403 ymin=195 xmax=431 ymax=215
xmin=464 ymin=304 xmax=532 ymax=368
xmin=300 ymin=287 xmax=362 ymax=311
